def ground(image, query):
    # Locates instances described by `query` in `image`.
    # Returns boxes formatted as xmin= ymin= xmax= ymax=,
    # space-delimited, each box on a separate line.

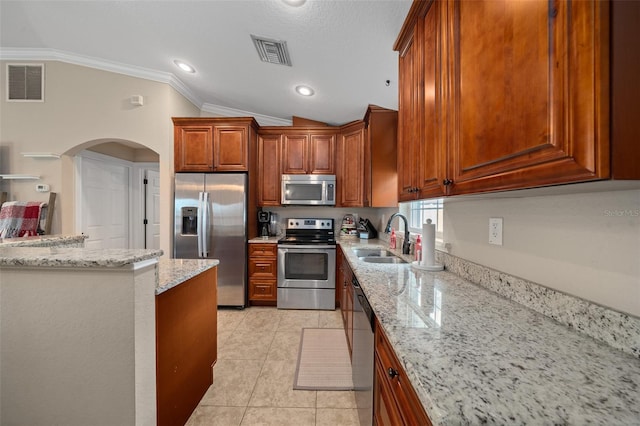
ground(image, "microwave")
xmin=281 ymin=174 xmax=336 ymax=206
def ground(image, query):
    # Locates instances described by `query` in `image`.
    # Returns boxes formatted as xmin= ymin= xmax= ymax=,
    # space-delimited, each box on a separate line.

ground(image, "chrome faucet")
xmin=384 ymin=213 xmax=411 ymax=255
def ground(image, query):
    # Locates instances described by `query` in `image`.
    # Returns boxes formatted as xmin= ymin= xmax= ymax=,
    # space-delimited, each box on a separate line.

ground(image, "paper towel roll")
xmin=422 ymin=219 xmax=436 ymax=266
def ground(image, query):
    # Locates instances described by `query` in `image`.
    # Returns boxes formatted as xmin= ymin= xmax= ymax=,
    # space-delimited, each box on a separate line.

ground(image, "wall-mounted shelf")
xmin=0 ymin=174 xmax=41 ymax=180
xmin=21 ymin=152 xmax=61 ymax=159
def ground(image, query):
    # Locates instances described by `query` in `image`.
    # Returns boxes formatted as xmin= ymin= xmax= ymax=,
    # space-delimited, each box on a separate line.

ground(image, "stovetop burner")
xmin=278 ymin=218 xmax=335 ymax=245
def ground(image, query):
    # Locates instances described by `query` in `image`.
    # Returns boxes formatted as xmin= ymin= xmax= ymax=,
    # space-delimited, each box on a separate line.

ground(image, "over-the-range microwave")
xmin=281 ymin=174 xmax=336 ymax=206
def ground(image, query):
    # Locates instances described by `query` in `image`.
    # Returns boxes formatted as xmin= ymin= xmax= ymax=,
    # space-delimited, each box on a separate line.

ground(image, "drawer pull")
xmin=388 ymin=367 xmax=399 ymax=379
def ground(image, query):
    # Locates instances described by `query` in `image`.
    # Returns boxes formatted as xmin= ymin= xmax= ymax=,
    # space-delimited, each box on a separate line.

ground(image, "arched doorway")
xmin=65 ymin=139 xmax=160 ymax=250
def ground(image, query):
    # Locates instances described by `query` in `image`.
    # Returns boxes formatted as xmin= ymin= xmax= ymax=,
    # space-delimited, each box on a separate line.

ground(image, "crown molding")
xmin=1 ymin=47 xmax=292 ymax=126
xmin=201 ymin=103 xmax=292 ymax=126
xmin=0 ymin=47 xmax=204 ymax=107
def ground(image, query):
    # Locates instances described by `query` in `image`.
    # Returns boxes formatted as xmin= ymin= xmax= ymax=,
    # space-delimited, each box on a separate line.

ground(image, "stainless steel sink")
xmin=359 ymin=256 xmax=408 ymax=264
xmin=352 ymin=248 xmax=396 ymax=257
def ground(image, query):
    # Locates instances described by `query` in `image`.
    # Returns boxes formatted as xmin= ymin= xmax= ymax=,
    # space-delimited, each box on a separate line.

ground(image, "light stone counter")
xmin=338 ymin=238 xmax=640 ymax=425
xmin=157 ymin=258 xmax=219 ymax=295
xmin=0 ymin=234 xmax=88 ymax=248
xmin=0 ymin=246 xmax=162 ymax=267
xmin=248 ymin=236 xmax=280 ymax=243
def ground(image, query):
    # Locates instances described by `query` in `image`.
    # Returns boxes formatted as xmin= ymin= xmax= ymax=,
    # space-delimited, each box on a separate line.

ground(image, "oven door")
xmin=277 ymin=245 xmax=336 ymax=310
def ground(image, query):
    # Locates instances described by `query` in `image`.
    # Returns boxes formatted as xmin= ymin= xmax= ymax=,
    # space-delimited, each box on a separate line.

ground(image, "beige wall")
xmin=0 ymin=60 xmax=199 ymax=255
xmin=443 ymin=188 xmax=640 ymax=316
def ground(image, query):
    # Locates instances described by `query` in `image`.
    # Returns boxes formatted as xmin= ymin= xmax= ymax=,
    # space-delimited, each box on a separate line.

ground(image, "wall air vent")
xmin=7 ymin=64 xmax=44 ymax=102
xmin=251 ymin=35 xmax=292 ymax=66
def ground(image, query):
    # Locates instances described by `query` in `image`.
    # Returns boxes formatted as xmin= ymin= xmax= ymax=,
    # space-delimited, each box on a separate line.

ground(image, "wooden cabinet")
xmin=173 ymin=117 xmax=258 ymax=173
xmin=395 ymin=0 xmax=638 ymax=198
xmin=337 ymin=106 xmax=399 ymax=208
xmin=336 ymin=121 xmax=366 ymax=207
xmin=338 ymin=247 xmax=354 ymax=358
xmin=248 ymin=243 xmax=277 ymax=304
xmin=374 ymin=317 xmax=432 ymax=426
xmin=257 ymin=133 xmax=282 ymax=206
xmin=281 ymin=129 xmax=336 ymax=174
xmin=156 ymin=266 xmax=217 ymax=426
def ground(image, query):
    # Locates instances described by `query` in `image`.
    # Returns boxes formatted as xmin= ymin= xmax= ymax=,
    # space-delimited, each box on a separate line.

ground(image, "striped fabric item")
xmin=0 ymin=201 xmax=44 ymax=238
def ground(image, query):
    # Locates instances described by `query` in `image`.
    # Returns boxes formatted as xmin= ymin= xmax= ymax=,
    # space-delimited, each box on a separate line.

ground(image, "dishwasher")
xmin=351 ymin=275 xmax=375 ymax=426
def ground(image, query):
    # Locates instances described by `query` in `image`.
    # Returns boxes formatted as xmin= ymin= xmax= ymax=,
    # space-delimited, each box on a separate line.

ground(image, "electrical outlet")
xmin=489 ymin=217 xmax=503 ymax=246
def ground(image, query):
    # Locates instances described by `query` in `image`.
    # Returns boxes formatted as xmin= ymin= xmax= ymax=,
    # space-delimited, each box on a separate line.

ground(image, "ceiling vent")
xmin=6 ymin=64 xmax=44 ymax=101
xmin=251 ymin=35 xmax=292 ymax=66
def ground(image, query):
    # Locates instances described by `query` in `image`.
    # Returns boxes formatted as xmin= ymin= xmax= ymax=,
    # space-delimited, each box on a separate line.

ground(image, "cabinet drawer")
xmin=249 ymin=243 xmax=278 ymax=257
xmin=248 ymin=258 xmax=277 ymax=278
xmin=249 ymin=278 xmax=277 ymax=301
xmin=375 ymin=321 xmax=432 ymax=426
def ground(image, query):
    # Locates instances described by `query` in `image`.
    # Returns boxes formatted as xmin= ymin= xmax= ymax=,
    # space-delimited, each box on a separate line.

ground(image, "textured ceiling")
xmin=0 ymin=0 xmax=412 ymax=125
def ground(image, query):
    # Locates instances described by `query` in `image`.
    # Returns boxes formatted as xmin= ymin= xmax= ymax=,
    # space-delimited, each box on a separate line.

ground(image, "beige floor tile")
xmin=315 ymin=408 xmax=360 ymax=426
xmin=240 ymin=407 xmax=316 ymax=426
xmin=217 ymin=329 xmax=233 ymax=347
xmin=186 ymin=405 xmax=246 ymax=426
xmin=218 ymin=329 xmax=275 ymax=361
xmin=248 ymin=359 xmax=316 ymax=408
xmin=266 ymin=331 xmax=302 ymax=361
xmin=236 ymin=308 xmax=282 ymax=333
xmin=277 ymin=309 xmax=320 ymax=331
xmin=316 ymin=390 xmax=358 ymax=409
xmin=318 ymin=309 xmax=344 ymax=329
xmin=200 ymin=359 xmax=263 ymax=406
xmin=218 ymin=308 xmax=248 ymax=332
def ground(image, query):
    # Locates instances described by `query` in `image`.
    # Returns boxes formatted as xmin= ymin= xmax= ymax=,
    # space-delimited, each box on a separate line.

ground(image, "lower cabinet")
xmin=249 ymin=243 xmax=278 ymax=304
xmin=156 ymin=266 xmax=218 ymax=426
xmin=338 ymin=246 xmax=354 ymax=358
xmin=374 ymin=317 xmax=432 ymax=426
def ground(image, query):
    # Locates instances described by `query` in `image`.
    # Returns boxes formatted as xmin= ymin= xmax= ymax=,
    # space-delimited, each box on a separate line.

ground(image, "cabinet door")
xmin=282 ymin=133 xmax=309 ymax=174
xmin=397 ymin=36 xmax=418 ymax=202
xmin=308 ymin=132 xmax=336 ymax=174
xmin=213 ymin=125 xmax=248 ymax=171
xmin=374 ymin=357 xmax=404 ymax=426
xmin=337 ymin=123 xmax=365 ymax=207
xmin=257 ymin=134 xmax=281 ymax=206
xmin=447 ymin=0 xmax=608 ymax=194
xmin=416 ymin=1 xmax=447 ymax=199
xmin=174 ymin=125 xmax=214 ymax=172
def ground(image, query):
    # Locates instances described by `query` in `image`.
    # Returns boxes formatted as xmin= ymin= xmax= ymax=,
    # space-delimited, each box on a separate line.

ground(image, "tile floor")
xmin=186 ymin=307 xmax=361 ymax=426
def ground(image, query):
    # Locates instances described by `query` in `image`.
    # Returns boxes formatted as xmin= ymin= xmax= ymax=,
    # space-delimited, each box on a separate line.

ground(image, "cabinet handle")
xmin=443 ymin=179 xmax=453 ymax=186
xmin=388 ymin=367 xmax=399 ymax=379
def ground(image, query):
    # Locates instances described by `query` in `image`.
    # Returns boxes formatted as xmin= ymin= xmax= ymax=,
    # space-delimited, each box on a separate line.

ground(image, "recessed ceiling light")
xmin=282 ymin=0 xmax=306 ymax=6
xmin=295 ymin=85 xmax=315 ymax=96
xmin=174 ymin=60 xmax=195 ymax=73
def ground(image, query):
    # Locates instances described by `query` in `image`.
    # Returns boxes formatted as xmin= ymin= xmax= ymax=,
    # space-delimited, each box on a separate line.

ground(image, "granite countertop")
xmin=338 ymin=238 xmax=640 ymax=425
xmin=248 ymin=236 xmax=280 ymax=243
xmin=157 ymin=258 xmax=219 ymax=295
xmin=0 ymin=247 xmax=163 ymax=268
xmin=0 ymin=234 xmax=88 ymax=247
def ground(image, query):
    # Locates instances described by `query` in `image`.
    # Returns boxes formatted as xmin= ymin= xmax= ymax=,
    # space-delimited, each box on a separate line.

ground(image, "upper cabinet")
xmin=173 ymin=117 xmax=258 ymax=172
xmin=257 ymin=132 xmax=282 ymax=206
xmin=396 ymin=0 xmax=639 ymax=198
xmin=337 ymin=121 xmax=366 ymax=207
xmin=281 ymin=129 xmax=336 ymax=175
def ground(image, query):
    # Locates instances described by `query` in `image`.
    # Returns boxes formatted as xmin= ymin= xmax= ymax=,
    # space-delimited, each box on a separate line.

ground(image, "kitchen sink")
xmin=359 ymin=256 xmax=408 ymax=264
xmin=352 ymin=248 xmax=396 ymax=258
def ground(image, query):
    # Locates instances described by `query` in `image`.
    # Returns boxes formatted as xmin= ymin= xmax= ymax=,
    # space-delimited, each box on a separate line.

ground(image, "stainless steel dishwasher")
xmin=352 ymin=275 xmax=375 ymax=426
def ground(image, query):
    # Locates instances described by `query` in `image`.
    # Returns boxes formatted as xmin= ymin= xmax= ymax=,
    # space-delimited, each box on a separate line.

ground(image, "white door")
xmin=79 ymin=154 xmax=130 ymax=249
xmin=145 ymin=169 xmax=161 ymax=249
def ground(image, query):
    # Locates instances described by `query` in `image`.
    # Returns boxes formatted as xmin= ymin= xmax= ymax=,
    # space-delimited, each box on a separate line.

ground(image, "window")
xmin=400 ymin=198 xmax=444 ymax=241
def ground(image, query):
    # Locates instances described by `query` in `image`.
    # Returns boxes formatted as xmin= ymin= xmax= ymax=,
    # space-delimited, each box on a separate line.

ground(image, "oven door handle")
xmin=278 ymin=244 xmax=336 ymax=250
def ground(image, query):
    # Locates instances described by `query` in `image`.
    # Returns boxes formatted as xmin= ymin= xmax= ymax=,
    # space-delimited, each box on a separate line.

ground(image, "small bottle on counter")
xmin=390 ymin=228 xmax=396 ymax=249
xmin=415 ymin=234 xmax=422 ymax=262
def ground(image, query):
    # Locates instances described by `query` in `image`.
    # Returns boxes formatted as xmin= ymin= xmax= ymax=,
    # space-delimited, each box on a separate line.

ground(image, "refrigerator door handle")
xmin=197 ymin=191 xmax=204 ymax=257
xmin=202 ymin=192 xmax=210 ymax=257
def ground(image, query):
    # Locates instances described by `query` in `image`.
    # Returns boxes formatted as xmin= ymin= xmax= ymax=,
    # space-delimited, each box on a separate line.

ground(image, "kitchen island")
xmin=0 ymin=233 xmax=88 ymax=247
xmin=338 ymin=239 xmax=640 ymax=425
xmin=0 ymin=247 xmax=218 ymax=426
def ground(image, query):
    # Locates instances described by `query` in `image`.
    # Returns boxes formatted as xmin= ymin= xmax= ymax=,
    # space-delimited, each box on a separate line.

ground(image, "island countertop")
xmin=157 ymin=258 xmax=219 ymax=295
xmin=338 ymin=239 xmax=640 ymax=425
xmin=0 ymin=247 xmax=163 ymax=268
xmin=0 ymin=234 xmax=88 ymax=247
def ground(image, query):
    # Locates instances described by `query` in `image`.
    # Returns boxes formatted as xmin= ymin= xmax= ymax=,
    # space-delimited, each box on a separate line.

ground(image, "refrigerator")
xmin=174 ymin=173 xmax=247 ymax=307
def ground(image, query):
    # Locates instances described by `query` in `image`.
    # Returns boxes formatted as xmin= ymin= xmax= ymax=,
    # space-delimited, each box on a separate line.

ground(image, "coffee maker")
xmin=258 ymin=210 xmax=271 ymax=238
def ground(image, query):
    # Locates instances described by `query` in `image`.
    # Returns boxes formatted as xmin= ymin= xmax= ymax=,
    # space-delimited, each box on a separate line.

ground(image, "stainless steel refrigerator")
xmin=174 ymin=173 xmax=247 ymax=307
